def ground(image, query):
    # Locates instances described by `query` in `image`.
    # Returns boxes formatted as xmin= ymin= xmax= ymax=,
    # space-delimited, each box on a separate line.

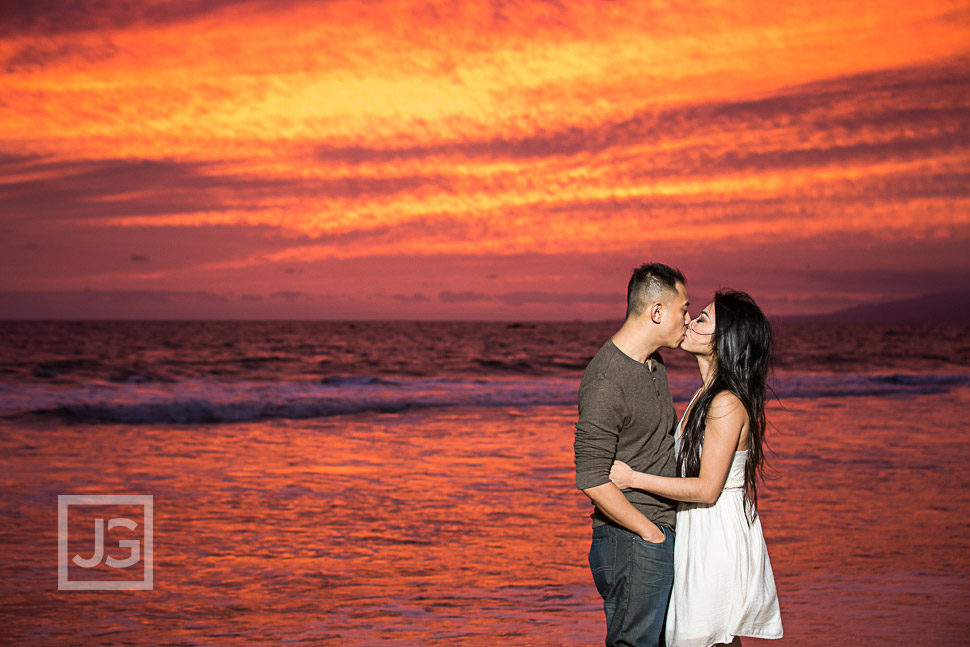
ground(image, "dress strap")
xmin=680 ymin=388 xmax=702 ymax=426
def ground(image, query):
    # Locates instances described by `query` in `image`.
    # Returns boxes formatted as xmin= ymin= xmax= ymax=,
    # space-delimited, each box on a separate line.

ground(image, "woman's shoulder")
xmin=708 ymin=390 xmax=748 ymax=421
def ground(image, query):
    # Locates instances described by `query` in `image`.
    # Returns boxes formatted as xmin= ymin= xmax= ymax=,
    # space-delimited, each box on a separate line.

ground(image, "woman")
xmin=610 ymin=289 xmax=783 ymax=647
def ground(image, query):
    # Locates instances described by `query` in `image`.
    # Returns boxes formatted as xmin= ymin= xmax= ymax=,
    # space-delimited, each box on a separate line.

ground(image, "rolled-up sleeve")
xmin=574 ymin=376 xmax=627 ymax=490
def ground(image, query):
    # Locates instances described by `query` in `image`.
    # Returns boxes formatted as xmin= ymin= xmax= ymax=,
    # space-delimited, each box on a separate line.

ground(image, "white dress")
xmin=666 ymin=393 xmax=783 ymax=647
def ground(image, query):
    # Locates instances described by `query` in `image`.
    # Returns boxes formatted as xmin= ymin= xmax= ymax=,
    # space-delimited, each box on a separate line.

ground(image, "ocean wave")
xmin=318 ymin=375 xmax=402 ymax=387
xmin=1 ymin=371 xmax=967 ymax=425
xmin=771 ymin=372 xmax=970 ymax=399
xmin=472 ymin=358 xmax=539 ymax=373
xmin=0 ymin=377 xmax=579 ymax=425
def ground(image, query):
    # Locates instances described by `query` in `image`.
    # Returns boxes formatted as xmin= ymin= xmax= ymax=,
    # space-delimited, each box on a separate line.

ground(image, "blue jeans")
xmin=588 ymin=523 xmax=675 ymax=647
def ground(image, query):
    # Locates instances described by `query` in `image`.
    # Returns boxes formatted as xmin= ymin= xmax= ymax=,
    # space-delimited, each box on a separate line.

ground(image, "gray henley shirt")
xmin=574 ymin=338 xmax=678 ymax=529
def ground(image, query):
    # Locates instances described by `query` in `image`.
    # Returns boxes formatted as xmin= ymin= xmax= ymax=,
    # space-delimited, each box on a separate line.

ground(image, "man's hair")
xmin=626 ymin=262 xmax=686 ymax=319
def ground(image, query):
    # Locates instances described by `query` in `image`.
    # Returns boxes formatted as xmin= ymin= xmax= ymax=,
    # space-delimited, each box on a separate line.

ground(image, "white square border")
xmin=57 ymin=494 xmax=153 ymax=591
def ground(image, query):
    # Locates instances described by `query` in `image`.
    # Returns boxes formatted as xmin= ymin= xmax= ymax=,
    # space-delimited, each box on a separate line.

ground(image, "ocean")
xmin=1 ymin=320 xmax=968 ymax=645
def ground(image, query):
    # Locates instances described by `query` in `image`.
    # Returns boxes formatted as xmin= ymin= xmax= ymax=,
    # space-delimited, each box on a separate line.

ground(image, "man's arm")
xmin=583 ymin=482 xmax=665 ymax=542
xmin=575 ymin=375 xmax=664 ymax=543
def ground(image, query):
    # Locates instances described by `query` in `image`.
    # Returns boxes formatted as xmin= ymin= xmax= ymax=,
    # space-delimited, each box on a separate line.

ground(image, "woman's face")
xmin=681 ymin=301 xmax=715 ymax=356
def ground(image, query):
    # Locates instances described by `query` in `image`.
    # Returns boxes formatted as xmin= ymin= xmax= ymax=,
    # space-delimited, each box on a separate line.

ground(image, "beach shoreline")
xmin=2 ymin=387 xmax=969 ymax=644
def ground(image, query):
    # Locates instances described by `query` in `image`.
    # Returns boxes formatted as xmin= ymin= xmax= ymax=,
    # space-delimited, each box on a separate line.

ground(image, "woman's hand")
xmin=610 ymin=460 xmax=636 ymax=490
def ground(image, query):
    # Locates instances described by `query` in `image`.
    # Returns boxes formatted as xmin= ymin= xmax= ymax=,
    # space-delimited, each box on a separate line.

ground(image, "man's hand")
xmin=639 ymin=521 xmax=665 ymax=543
xmin=582 ymin=481 xmax=665 ymax=543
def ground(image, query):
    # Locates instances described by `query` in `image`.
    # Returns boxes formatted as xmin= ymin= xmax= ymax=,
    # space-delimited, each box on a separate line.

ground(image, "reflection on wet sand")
xmin=2 ymin=389 xmax=969 ymax=644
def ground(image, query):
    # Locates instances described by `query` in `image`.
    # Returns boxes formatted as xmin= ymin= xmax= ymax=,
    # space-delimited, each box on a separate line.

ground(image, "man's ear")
xmin=650 ymin=302 xmax=663 ymax=324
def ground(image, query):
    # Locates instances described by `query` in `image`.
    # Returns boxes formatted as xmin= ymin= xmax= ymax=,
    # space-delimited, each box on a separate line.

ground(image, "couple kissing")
xmin=574 ymin=262 xmax=783 ymax=647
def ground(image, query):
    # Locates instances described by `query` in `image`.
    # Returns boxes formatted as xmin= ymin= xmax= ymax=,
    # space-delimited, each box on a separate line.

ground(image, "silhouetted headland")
xmin=778 ymin=290 xmax=970 ymax=324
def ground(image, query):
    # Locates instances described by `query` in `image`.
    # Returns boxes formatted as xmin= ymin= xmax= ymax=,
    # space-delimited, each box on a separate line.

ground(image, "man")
xmin=575 ymin=262 xmax=690 ymax=647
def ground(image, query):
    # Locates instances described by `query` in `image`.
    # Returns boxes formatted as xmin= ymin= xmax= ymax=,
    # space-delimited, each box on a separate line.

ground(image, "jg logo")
xmin=57 ymin=495 xmax=153 ymax=590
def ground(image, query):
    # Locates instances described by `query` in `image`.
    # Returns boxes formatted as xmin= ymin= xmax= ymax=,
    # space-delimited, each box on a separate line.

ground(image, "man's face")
xmin=660 ymin=282 xmax=690 ymax=349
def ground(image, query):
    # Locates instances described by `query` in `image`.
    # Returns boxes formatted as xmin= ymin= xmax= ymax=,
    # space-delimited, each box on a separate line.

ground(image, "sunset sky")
xmin=1 ymin=0 xmax=968 ymax=319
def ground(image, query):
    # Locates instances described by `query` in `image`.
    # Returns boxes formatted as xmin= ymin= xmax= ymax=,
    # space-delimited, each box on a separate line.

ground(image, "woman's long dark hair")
xmin=677 ymin=289 xmax=773 ymax=517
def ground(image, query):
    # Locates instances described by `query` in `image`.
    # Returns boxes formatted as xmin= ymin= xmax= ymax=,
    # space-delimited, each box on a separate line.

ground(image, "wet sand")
xmin=1 ymin=389 xmax=969 ymax=645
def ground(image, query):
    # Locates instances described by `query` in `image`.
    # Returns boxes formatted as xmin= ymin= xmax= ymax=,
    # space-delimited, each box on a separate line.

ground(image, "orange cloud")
xmin=1 ymin=0 xmax=968 ymax=317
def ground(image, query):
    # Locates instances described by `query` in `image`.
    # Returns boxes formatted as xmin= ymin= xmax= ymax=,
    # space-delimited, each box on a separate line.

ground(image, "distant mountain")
xmin=781 ymin=290 xmax=970 ymax=324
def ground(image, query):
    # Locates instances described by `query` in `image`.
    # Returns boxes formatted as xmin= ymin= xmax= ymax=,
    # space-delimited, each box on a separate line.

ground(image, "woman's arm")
xmin=610 ymin=392 xmax=747 ymax=504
